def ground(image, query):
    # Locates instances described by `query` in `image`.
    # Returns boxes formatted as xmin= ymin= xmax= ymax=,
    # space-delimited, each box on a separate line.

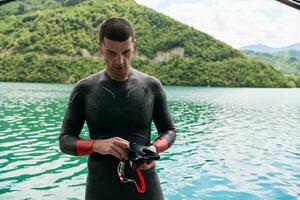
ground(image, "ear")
xmin=96 ymin=41 xmax=103 ymax=55
xmin=132 ymin=39 xmax=136 ymax=52
xmin=133 ymin=38 xmax=136 ymax=47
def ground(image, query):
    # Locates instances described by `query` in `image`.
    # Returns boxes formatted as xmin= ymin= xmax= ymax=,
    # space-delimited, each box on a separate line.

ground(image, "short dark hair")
xmin=99 ymin=17 xmax=135 ymax=44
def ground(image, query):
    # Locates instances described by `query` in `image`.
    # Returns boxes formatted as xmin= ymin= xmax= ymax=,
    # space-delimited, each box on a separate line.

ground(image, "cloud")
xmin=135 ymin=0 xmax=300 ymax=48
xmin=135 ymin=0 xmax=163 ymax=10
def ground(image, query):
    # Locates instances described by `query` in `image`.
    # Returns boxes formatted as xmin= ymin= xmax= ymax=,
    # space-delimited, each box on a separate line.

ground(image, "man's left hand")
xmin=139 ymin=160 xmax=156 ymax=170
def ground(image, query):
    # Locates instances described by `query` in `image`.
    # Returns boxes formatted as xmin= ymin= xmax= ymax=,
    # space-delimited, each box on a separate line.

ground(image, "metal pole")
xmin=275 ymin=0 xmax=300 ymax=10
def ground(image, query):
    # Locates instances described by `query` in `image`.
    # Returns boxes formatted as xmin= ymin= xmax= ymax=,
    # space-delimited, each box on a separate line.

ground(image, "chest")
xmin=84 ymin=83 xmax=154 ymax=119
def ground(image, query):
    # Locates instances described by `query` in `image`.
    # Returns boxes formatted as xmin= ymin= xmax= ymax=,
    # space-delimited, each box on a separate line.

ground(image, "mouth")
xmin=115 ymin=65 xmax=125 ymax=70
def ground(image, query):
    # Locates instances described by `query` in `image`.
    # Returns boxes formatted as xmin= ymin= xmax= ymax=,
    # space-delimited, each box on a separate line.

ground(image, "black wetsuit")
xmin=59 ymin=69 xmax=176 ymax=200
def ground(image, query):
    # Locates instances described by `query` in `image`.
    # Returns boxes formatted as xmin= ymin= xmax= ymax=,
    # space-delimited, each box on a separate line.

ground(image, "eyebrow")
xmin=107 ymin=49 xmax=130 ymax=54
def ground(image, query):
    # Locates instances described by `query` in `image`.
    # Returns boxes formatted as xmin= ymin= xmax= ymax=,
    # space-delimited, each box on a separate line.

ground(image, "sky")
xmin=135 ymin=0 xmax=300 ymax=49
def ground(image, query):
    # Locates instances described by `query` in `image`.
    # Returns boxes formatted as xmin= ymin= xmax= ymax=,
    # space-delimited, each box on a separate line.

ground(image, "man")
xmin=59 ymin=17 xmax=176 ymax=200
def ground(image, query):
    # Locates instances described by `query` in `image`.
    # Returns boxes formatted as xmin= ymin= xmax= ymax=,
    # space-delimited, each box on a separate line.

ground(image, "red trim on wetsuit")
xmin=76 ymin=139 xmax=96 ymax=155
xmin=152 ymin=138 xmax=168 ymax=153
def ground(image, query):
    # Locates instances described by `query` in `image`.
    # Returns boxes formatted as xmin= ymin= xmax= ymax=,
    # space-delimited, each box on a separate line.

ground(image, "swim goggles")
xmin=117 ymin=143 xmax=160 ymax=193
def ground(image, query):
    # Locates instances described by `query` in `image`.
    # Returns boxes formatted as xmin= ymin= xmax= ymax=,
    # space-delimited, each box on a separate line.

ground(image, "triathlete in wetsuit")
xmin=59 ymin=17 xmax=176 ymax=200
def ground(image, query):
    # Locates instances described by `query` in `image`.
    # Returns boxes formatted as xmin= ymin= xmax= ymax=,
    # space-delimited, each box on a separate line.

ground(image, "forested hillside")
xmin=0 ymin=0 xmax=294 ymax=87
xmin=243 ymin=50 xmax=300 ymax=87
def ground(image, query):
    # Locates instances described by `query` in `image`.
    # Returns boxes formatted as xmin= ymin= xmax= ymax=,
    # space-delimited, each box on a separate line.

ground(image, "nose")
xmin=116 ymin=54 xmax=124 ymax=65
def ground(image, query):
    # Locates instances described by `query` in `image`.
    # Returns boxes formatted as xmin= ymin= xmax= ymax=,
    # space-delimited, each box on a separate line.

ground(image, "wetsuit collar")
xmin=104 ymin=68 xmax=135 ymax=82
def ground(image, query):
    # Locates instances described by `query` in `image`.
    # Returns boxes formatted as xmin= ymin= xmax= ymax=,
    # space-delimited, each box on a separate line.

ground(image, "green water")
xmin=0 ymin=82 xmax=300 ymax=199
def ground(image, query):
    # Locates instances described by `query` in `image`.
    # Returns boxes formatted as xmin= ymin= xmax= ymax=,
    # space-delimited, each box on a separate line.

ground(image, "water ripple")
xmin=1 ymin=83 xmax=300 ymax=199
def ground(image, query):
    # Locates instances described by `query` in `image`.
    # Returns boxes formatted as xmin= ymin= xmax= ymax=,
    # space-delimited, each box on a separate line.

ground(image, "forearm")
xmin=59 ymin=134 xmax=96 ymax=156
xmin=152 ymin=129 xmax=176 ymax=153
xmin=152 ymin=79 xmax=176 ymax=153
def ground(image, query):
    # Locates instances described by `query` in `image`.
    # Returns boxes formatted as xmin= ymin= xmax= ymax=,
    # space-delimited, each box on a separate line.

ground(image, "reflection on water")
xmin=0 ymin=83 xmax=300 ymax=199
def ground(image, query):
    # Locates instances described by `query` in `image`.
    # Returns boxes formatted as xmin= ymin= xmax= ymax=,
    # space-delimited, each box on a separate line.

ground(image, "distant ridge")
xmin=240 ymin=43 xmax=300 ymax=53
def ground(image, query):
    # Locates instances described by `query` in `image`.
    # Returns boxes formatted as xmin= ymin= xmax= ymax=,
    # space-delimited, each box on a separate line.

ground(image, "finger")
xmin=115 ymin=137 xmax=128 ymax=141
xmin=111 ymin=145 xmax=126 ymax=159
xmin=139 ymin=162 xmax=148 ymax=170
xmin=113 ymin=140 xmax=130 ymax=149
xmin=149 ymin=161 xmax=156 ymax=168
xmin=141 ymin=161 xmax=156 ymax=170
xmin=115 ymin=137 xmax=130 ymax=144
xmin=108 ymin=149 xmax=122 ymax=160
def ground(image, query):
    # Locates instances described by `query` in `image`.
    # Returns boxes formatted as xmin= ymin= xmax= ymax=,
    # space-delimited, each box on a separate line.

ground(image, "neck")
xmin=105 ymin=67 xmax=132 ymax=81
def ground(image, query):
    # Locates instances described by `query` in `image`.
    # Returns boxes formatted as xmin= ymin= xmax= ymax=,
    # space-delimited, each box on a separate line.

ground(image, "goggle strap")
xmin=134 ymin=167 xmax=146 ymax=193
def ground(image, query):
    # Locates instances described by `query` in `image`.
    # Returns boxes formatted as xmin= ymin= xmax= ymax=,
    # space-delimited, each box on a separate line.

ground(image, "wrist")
xmin=91 ymin=139 xmax=98 ymax=152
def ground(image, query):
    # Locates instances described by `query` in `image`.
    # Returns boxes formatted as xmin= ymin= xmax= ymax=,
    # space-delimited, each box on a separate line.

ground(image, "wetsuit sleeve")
xmin=59 ymin=85 xmax=95 ymax=156
xmin=151 ymin=80 xmax=176 ymax=153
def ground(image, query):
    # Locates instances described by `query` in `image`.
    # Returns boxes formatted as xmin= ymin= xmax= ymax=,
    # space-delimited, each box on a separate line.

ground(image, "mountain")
xmin=285 ymin=43 xmax=300 ymax=51
xmin=0 ymin=0 xmax=89 ymax=16
xmin=0 ymin=0 xmax=295 ymax=87
xmin=243 ymin=50 xmax=300 ymax=86
xmin=240 ymin=43 xmax=300 ymax=53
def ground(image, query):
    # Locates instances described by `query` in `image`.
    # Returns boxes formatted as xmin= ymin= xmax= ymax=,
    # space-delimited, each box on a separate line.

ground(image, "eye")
xmin=108 ymin=51 xmax=117 ymax=56
xmin=123 ymin=50 xmax=130 ymax=55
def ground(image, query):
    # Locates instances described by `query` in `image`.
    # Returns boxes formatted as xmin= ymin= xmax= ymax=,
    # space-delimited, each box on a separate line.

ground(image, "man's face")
xmin=99 ymin=37 xmax=134 ymax=78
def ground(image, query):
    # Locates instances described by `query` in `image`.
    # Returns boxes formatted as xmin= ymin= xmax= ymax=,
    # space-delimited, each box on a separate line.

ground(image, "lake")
xmin=0 ymin=82 xmax=299 ymax=200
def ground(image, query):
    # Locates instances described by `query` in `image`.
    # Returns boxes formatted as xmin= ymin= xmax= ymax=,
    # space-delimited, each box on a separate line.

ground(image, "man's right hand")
xmin=91 ymin=137 xmax=130 ymax=160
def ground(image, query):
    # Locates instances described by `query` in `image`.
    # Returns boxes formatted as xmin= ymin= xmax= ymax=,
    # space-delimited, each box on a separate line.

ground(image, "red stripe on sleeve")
xmin=75 ymin=139 xmax=96 ymax=155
